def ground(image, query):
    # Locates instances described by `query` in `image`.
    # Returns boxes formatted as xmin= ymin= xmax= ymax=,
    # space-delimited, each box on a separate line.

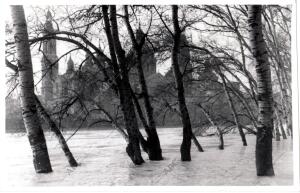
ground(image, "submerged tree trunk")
xmin=120 ymin=83 xmax=145 ymax=165
xmin=248 ymin=5 xmax=275 ymax=176
xmin=135 ymin=51 xmax=163 ymax=161
xmin=34 ymin=95 xmax=78 ymax=167
xmin=123 ymin=6 xmax=163 ymax=160
xmin=11 ymin=5 xmax=52 ymax=173
xmin=217 ymin=67 xmax=247 ymax=146
xmin=172 ymin=5 xmax=193 ymax=161
xmin=102 ymin=5 xmax=144 ymax=165
xmin=197 ymin=104 xmax=224 ymax=150
xmin=157 ymin=98 xmax=204 ymax=152
xmin=131 ymin=88 xmax=163 ymax=159
xmin=191 ymin=133 xmax=204 ymax=152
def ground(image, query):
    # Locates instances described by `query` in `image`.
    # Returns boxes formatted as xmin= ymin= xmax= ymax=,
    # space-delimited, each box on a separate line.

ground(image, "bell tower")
xmin=41 ymin=10 xmax=59 ymax=101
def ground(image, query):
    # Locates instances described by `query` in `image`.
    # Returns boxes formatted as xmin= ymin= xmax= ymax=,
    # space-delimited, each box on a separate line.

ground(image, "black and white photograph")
xmin=1 ymin=1 xmax=299 ymax=192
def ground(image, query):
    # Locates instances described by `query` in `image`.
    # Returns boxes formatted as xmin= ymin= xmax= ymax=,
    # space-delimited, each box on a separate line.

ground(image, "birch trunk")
xmin=11 ymin=5 xmax=52 ymax=173
xmin=248 ymin=5 xmax=275 ymax=176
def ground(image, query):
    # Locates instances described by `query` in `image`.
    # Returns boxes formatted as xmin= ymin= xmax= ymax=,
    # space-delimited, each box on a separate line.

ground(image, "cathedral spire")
xmin=46 ymin=10 xmax=52 ymax=21
xmin=136 ymin=27 xmax=144 ymax=43
xmin=44 ymin=10 xmax=54 ymax=34
xmin=41 ymin=9 xmax=58 ymax=102
xmin=66 ymin=55 xmax=75 ymax=73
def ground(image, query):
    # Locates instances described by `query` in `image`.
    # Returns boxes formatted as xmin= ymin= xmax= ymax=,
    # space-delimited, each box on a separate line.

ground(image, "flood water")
xmin=0 ymin=127 xmax=293 ymax=186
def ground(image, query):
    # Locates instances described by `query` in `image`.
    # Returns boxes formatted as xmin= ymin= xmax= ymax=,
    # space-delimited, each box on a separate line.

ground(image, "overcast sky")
xmin=5 ymin=5 xmax=262 ymax=95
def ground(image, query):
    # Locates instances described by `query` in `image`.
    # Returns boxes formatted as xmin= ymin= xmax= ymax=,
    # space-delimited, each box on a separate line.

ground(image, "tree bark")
xmin=10 ymin=5 xmax=52 ymax=173
xmin=172 ymin=5 xmax=193 ymax=161
xmin=248 ymin=5 xmax=275 ymax=176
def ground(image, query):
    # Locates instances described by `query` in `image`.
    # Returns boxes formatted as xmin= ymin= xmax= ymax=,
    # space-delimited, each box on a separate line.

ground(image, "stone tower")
xmin=41 ymin=10 xmax=59 ymax=101
xmin=66 ymin=56 xmax=75 ymax=74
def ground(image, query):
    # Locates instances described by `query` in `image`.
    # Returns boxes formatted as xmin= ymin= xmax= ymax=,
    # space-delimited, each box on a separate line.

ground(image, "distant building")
xmin=40 ymin=11 xmax=106 ymax=102
xmin=38 ymin=11 xmax=246 ymax=129
xmin=41 ymin=10 xmax=59 ymax=101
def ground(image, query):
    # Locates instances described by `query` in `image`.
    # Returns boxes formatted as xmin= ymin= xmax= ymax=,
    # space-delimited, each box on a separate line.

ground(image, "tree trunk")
xmin=274 ymin=120 xmax=280 ymax=141
xmin=102 ymin=5 xmax=144 ymax=165
xmin=222 ymin=74 xmax=258 ymax=129
xmin=156 ymin=98 xmax=204 ymax=152
xmin=275 ymin=108 xmax=287 ymax=139
xmin=172 ymin=5 xmax=193 ymax=161
xmin=123 ymin=6 xmax=163 ymax=160
xmin=136 ymin=52 xmax=163 ymax=160
xmin=272 ymin=64 xmax=290 ymax=135
xmin=248 ymin=5 xmax=275 ymax=176
xmin=10 ymin=5 xmax=52 ymax=173
xmin=131 ymin=88 xmax=163 ymax=159
xmin=217 ymin=66 xmax=247 ymax=146
xmin=34 ymin=95 xmax=78 ymax=167
xmin=191 ymin=133 xmax=204 ymax=152
xmin=197 ymin=104 xmax=224 ymax=150
xmin=120 ymin=82 xmax=145 ymax=165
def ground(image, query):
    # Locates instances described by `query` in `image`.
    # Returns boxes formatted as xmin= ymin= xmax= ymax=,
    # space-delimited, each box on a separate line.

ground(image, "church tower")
xmin=66 ymin=56 xmax=75 ymax=74
xmin=41 ymin=10 xmax=59 ymax=101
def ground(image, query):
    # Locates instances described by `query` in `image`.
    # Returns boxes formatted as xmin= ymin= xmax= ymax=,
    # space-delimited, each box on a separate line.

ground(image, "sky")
xmin=5 ymin=5 xmax=270 ymax=95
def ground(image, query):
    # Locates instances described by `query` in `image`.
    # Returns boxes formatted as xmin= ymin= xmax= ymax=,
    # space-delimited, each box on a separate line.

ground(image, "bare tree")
xmin=171 ymin=5 xmax=193 ymax=161
xmin=123 ymin=5 xmax=163 ymax=160
xmin=102 ymin=5 xmax=144 ymax=165
xmin=5 ymin=58 xmax=78 ymax=167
